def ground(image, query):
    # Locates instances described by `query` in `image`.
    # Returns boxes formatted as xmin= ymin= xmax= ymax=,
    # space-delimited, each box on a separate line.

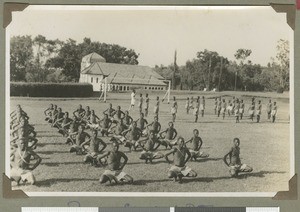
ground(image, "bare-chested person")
xmin=10 ymin=139 xmax=42 ymax=185
xmin=159 ymin=122 xmax=178 ymax=149
xmin=136 ymin=112 xmax=148 ymax=136
xmin=98 ymin=140 xmax=133 ymax=184
xmin=69 ymin=125 xmax=91 ymax=155
xmin=185 ymin=129 xmax=209 ymax=161
xmin=165 ymin=137 xmax=197 ymax=183
xmin=138 ymin=130 xmax=164 ymax=163
xmin=122 ymin=121 xmax=142 ymax=151
xmin=81 ymin=129 xmax=107 ymax=166
xmin=223 ymin=138 xmax=253 ymax=177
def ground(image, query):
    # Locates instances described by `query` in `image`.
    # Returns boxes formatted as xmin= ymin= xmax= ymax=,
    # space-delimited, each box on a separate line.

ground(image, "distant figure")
xmin=200 ymin=96 xmax=205 ymax=117
xmin=214 ymin=97 xmax=218 ymax=115
xmin=194 ymin=97 xmax=200 ymax=122
xmin=171 ymin=97 xmax=178 ymax=122
xmin=129 ymin=89 xmax=136 ymax=111
xmin=266 ymin=99 xmax=272 ymax=120
xmin=234 ymin=100 xmax=240 ymax=123
xmin=153 ymin=96 xmax=160 ymax=116
xmin=248 ymin=102 xmax=255 ymax=121
xmin=239 ymin=99 xmax=245 ymax=120
xmin=223 ymin=138 xmax=253 ymax=177
xmin=138 ymin=93 xmax=143 ymax=114
xmin=144 ymin=93 xmax=150 ymax=117
xmin=217 ymin=97 xmax=222 ymax=117
xmin=221 ymin=99 xmax=227 ymax=120
xmin=185 ymin=97 xmax=190 ymax=114
xmin=271 ymin=102 xmax=278 ymax=123
xmin=256 ymin=100 xmax=262 ymax=123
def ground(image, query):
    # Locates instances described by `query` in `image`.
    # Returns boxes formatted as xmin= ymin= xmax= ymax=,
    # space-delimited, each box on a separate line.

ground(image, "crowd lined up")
xmin=10 ymin=92 xmax=267 ymax=185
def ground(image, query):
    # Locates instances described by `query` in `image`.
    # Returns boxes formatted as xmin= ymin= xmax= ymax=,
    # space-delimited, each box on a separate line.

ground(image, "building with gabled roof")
xmin=79 ymin=52 xmax=167 ymax=92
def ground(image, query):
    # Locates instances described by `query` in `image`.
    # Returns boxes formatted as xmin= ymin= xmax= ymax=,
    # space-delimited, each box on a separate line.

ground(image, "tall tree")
xmin=10 ymin=35 xmax=34 ymax=81
xmin=276 ymin=39 xmax=289 ymax=90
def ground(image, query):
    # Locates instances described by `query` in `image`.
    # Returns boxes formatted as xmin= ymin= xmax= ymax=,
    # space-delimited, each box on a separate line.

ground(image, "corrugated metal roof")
xmin=81 ymin=60 xmax=166 ymax=86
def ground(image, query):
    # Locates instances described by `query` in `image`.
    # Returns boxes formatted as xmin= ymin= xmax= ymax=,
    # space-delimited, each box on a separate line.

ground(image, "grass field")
xmin=9 ymin=91 xmax=291 ymax=193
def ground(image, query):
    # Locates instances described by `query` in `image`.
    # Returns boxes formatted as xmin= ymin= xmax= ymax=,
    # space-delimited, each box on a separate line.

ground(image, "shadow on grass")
xmin=37 ymin=134 xmax=62 ymax=138
xmin=36 ymin=150 xmax=70 ymax=155
xmin=35 ymin=178 xmax=97 ymax=187
xmin=37 ymin=142 xmax=66 ymax=147
xmin=191 ymin=157 xmax=223 ymax=163
xmin=40 ymin=161 xmax=84 ymax=167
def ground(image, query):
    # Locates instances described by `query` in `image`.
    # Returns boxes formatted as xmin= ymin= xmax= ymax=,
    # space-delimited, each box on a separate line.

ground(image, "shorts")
xmin=171 ymin=108 xmax=177 ymax=114
xmin=220 ymin=108 xmax=226 ymax=114
xmin=256 ymin=110 xmax=261 ymax=115
xmin=239 ymin=108 xmax=244 ymax=114
xmin=227 ymin=106 xmax=233 ymax=111
xmin=271 ymin=110 xmax=277 ymax=116
xmin=154 ymin=107 xmax=159 ymax=114
xmin=10 ymin=168 xmax=33 ymax=181
xmin=234 ymin=110 xmax=239 ymax=116
xmin=193 ymin=108 xmax=199 ymax=115
xmin=200 ymin=104 xmax=204 ymax=110
xmin=140 ymin=150 xmax=159 ymax=159
xmin=169 ymin=165 xmax=193 ymax=177
xmin=103 ymin=169 xmax=127 ymax=181
xmin=248 ymin=110 xmax=254 ymax=115
xmin=189 ymin=150 xmax=209 ymax=158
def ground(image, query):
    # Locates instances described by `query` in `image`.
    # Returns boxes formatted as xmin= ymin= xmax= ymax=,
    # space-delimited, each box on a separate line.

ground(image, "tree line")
xmin=155 ymin=40 xmax=289 ymax=92
xmin=10 ymin=35 xmax=139 ymax=82
xmin=10 ymin=35 xmax=289 ymax=92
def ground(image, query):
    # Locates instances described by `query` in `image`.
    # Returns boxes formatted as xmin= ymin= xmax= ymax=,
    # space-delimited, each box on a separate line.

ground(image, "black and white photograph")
xmin=6 ymin=5 xmax=293 ymax=196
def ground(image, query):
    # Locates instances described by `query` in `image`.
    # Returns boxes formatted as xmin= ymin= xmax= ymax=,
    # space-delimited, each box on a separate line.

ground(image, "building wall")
xmin=80 ymin=74 xmax=104 ymax=91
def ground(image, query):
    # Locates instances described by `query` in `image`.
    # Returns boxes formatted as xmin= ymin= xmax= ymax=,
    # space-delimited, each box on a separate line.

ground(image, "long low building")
xmin=79 ymin=52 xmax=167 ymax=92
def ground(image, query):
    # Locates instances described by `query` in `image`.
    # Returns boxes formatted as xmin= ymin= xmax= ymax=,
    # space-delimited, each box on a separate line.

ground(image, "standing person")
xmin=266 ymin=99 xmax=272 ymax=120
xmin=256 ymin=100 xmax=262 ymax=123
xmin=194 ymin=97 xmax=200 ymax=122
xmin=171 ymin=101 xmax=178 ymax=122
xmin=165 ymin=137 xmax=197 ymax=183
xmin=234 ymin=99 xmax=240 ymax=123
xmin=144 ymin=93 xmax=150 ymax=117
xmin=138 ymin=93 xmax=144 ymax=114
xmin=231 ymin=96 xmax=236 ymax=115
xmin=129 ymin=89 xmax=136 ymax=111
xmin=189 ymin=97 xmax=194 ymax=110
xmin=185 ymin=129 xmax=209 ymax=160
xmin=99 ymin=139 xmax=133 ymax=184
xmin=239 ymin=99 xmax=245 ymax=120
xmin=217 ymin=97 xmax=222 ymax=117
xmin=271 ymin=102 xmax=278 ymax=123
xmin=227 ymin=100 xmax=232 ymax=117
xmin=248 ymin=101 xmax=255 ymax=121
xmin=185 ymin=97 xmax=190 ymax=114
xmin=153 ymin=96 xmax=160 ymax=116
xmin=221 ymin=99 xmax=227 ymax=120
xmin=214 ymin=97 xmax=218 ymax=115
xmin=200 ymin=96 xmax=205 ymax=117
xmin=223 ymin=138 xmax=253 ymax=178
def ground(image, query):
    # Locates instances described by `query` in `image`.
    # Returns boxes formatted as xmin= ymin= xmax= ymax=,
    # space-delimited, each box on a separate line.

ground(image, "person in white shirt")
xmin=129 ymin=89 xmax=136 ymax=111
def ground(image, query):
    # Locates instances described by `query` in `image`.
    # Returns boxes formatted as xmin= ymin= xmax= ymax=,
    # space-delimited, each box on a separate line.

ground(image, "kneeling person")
xmin=99 ymin=140 xmax=133 ymax=184
xmin=82 ymin=129 xmax=107 ymax=166
xmin=223 ymin=138 xmax=253 ymax=177
xmin=138 ymin=130 xmax=164 ymax=163
xmin=165 ymin=137 xmax=197 ymax=183
xmin=185 ymin=129 xmax=209 ymax=160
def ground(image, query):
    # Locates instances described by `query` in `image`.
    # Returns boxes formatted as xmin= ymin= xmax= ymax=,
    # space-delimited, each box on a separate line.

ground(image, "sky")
xmin=8 ymin=5 xmax=292 ymax=67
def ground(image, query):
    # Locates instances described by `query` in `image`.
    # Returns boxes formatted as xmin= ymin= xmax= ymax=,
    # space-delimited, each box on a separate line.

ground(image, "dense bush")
xmin=10 ymin=82 xmax=93 ymax=97
xmin=277 ymin=86 xmax=284 ymax=94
